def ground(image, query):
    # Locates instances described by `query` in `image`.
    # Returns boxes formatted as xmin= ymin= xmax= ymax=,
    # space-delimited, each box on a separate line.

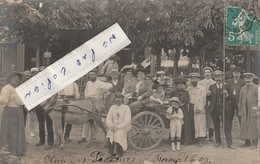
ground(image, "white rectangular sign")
xmin=16 ymin=23 xmax=131 ymax=110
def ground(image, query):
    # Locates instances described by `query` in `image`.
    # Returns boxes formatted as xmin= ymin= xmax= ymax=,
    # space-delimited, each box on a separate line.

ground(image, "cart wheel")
xmin=128 ymin=111 xmax=165 ymax=151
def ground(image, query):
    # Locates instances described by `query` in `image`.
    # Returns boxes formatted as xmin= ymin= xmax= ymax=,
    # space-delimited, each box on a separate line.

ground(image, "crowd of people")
xmin=0 ymin=60 xmax=259 ymax=158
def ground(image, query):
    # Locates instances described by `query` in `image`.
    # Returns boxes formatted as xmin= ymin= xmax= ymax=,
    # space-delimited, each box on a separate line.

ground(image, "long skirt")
xmin=181 ymin=106 xmax=193 ymax=144
xmin=0 ymin=106 xmax=27 ymax=156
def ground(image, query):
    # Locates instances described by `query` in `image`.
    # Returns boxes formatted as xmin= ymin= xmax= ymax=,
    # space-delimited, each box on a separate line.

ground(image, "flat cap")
xmin=203 ymin=67 xmax=213 ymax=73
xmin=189 ymin=72 xmax=200 ymax=78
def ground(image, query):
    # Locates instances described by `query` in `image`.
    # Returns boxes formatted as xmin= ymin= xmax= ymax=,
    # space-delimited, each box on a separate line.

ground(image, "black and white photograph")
xmin=0 ymin=0 xmax=259 ymax=163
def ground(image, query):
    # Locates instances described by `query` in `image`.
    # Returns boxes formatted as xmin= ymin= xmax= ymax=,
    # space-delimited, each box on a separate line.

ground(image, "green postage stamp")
xmin=226 ymin=5 xmax=260 ymax=46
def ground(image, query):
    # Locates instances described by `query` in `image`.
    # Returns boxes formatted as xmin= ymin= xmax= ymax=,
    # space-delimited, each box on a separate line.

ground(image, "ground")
xmin=11 ymin=115 xmax=258 ymax=164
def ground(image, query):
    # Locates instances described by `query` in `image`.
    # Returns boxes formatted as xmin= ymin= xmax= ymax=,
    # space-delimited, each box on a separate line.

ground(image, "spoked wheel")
xmin=128 ymin=111 xmax=165 ymax=151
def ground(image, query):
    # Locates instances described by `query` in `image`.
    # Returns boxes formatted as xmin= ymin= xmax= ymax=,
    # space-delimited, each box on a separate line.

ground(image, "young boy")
xmin=166 ymin=97 xmax=184 ymax=151
xmin=149 ymin=83 xmax=167 ymax=105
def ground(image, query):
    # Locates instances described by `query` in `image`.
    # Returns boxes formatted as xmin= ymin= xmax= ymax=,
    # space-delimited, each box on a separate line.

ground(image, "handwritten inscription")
xmin=43 ymin=151 xmax=212 ymax=164
xmin=16 ymin=23 xmax=131 ymax=110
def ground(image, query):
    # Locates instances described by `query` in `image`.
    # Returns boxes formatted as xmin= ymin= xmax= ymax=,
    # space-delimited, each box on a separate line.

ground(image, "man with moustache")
xmin=238 ymin=73 xmax=259 ymax=149
xmin=187 ymin=73 xmax=207 ymax=147
xmin=199 ymin=67 xmax=216 ymax=141
xmin=78 ymin=68 xmax=113 ymax=144
xmin=208 ymin=71 xmax=232 ymax=148
xmin=106 ymin=92 xmax=131 ymax=158
xmin=225 ymin=67 xmax=246 ymax=147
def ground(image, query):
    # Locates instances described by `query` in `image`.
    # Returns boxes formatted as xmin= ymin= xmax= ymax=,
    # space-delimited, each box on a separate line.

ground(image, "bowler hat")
xmin=232 ymin=66 xmax=242 ymax=73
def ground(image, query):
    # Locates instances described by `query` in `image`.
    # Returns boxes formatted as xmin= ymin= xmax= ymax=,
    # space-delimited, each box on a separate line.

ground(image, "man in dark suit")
xmin=226 ymin=67 xmax=246 ymax=148
xmin=208 ymin=70 xmax=233 ymax=148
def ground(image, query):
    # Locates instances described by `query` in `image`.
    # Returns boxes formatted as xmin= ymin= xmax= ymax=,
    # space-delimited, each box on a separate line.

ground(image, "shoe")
xmin=214 ymin=143 xmax=221 ymax=147
xmin=44 ymin=145 xmax=53 ymax=150
xmin=227 ymin=145 xmax=235 ymax=149
xmin=240 ymin=143 xmax=250 ymax=148
xmin=30 ymin=132 xmax=35 ymax=137
xmin=36 ymin=143 xmax=44 ymax=146
xmin=176 ymin=142 xmax=180 ymax=151
xmin=171 ymin=143 xmax=175 ymax=151
xmin=198 ymin=141 xmax=203 ymax=147
xmin=77 ymin=138 xmax=86 ymax=144
xmin=65 ymin=137 xmax=72 ymax=142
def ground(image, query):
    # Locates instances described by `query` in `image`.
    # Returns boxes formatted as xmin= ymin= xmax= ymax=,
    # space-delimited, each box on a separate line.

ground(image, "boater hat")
xmin=169 ymin=97 xmax=180 ymax=103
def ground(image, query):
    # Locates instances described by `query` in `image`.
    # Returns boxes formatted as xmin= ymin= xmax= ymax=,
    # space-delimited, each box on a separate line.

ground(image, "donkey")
xmin=41 ymin=95 xmax=107 ymax=149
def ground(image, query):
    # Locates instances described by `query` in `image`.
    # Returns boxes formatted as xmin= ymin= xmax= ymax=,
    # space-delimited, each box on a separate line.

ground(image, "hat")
xmin=135 ymin=67 xmax=150 ymax=74
xmin=189 ymin=72 xmax=200 ymax=78
xmin=153 ymin=83 xmax=168 ymax=89
xmin=114 ymin=92 xmax=124 ymax=98
xmin=5 ymin=71 xmax=23 ymax=84
xmin=174 ymin=77 xmax=187 ymax=84
xmin=243 ymin=73 xmax=256 ymax=78
xmin=213 ymin=70 xmax=223 ymax=76
xmin=39 ymin=66 xmax=46 ymax=71
xmin=89 ymin=68 xmax=98 ymax=74
xmin=121 ymin=65 xmax=135 ymax=74
xmin=203 ymin=67 xmax=213 ymax=73
xmin=169 ymin=97 xmax=180 ymax=103
xmin=24 ymin=70 xmax=32 ymax=77
xmin=31 ymin=67 xmax=39 ymax=73
xmin=110 ymin=69 xmax=119 ymax=75
xmin=156 ymin=71 xmax=165 ymax=75
xmin=232 ymin=66 xmax=242 ymax=73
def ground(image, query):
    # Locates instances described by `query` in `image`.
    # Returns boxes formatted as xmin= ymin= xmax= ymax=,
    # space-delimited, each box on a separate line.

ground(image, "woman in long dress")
xmin=0 ymin=72 xmax=26 ymax=156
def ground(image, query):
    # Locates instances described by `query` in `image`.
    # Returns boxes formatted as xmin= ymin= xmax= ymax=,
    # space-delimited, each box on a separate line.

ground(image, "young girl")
xmin=166 ymin=97 xmax=184 ymax=151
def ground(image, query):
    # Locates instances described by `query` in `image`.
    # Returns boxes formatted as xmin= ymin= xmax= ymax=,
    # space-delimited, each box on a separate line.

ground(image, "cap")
xmin=169 ymin=97 xmax=180 ymax=103
xmin=203 ymin=67 xmax=213 ymax=73
xmin=232 ymin=66 xmax=242 ymax=73
xmin=156 ymin=71 xmax=165 ymax=75
xmin=31 ymin=67 xmax=39 ymax=73
xmin=174 ymin=77 xmax=187 ymax=84
xmin=114 ymin=92 xmax=124 ymax=98
xmin=89 ymin=68 xmax=98 ymax=74
xmin=213 ymin=70 xmax=223 ymax=76
xmin=153 ymin=83 xmax=168 ymax=89
xmin=243 ymin=73 xmax=256 ymax=78
xmin=189 ymin=72 xmax=200 ymax=78
xmin=111 ymin=69 xmax=119 ymax=75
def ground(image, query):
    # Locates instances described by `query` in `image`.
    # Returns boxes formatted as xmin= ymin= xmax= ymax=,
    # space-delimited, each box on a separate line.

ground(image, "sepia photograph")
xmin=0 ymin=0 xmax=259 ymax=163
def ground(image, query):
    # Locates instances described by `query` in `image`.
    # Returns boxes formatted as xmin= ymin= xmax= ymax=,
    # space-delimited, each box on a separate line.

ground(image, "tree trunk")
xmin=36 ymin=45 xmax=40 ymax=67
xmin=156 ymin=52 xmax=161 ymax=72
xmin=173 ymin=47 xmax=180 ymax=77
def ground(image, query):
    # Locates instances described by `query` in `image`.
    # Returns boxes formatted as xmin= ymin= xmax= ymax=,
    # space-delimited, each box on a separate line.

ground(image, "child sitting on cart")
xmin=166 ymin=97 xmax=184 ymax=151
xmin=149 ymin=83 xmax=168 ymax=106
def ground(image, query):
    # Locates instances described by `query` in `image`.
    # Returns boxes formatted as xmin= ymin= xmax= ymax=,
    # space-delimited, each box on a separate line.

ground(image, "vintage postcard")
xmin=0 ymin=0 xmax=259 ymax=164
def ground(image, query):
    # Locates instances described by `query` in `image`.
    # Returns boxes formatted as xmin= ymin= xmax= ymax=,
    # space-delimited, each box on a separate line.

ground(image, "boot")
xmin=198 ymin=138 xmax=203 ymax=147
xmin=171 ymin=143 xmax=176 ymax=151
xmin=176 ymin=142 xmax=180 ymax=151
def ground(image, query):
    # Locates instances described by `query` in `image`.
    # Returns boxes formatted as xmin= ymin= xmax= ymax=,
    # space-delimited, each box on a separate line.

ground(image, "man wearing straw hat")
xmin=187 ymin=72 xmax=207 ymax=147
xmin=238 ymin=73 xmax=259 ymax=149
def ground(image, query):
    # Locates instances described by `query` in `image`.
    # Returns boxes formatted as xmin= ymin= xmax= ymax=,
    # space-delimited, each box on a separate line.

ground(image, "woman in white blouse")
xmin=0 ymin=72 xmax=26 ymax=156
